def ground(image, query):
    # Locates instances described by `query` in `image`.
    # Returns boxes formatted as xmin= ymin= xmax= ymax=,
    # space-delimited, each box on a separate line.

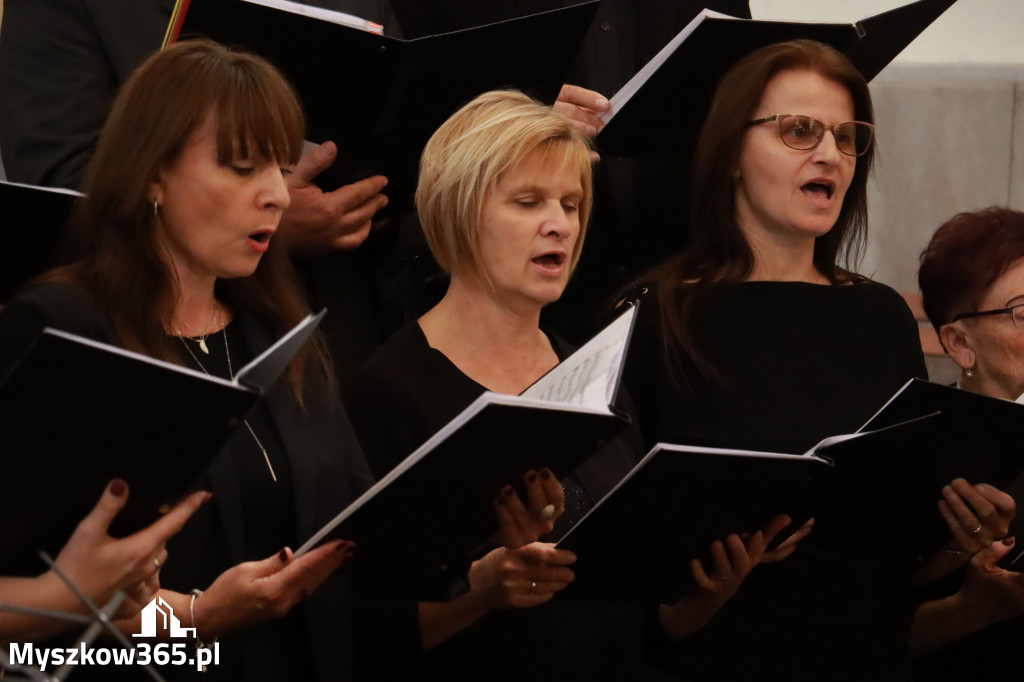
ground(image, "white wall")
xmin=750 ymin=0 xmax=1024 ymax=66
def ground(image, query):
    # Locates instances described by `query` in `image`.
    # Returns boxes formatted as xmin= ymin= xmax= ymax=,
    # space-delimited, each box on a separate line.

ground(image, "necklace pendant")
xmin=198 ymin=337 xmax=210 ymax=355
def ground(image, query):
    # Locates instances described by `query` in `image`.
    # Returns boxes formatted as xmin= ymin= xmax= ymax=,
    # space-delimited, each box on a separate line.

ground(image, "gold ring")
xmin=538 ymin=504 xmax=557 ymax=522
xmin=529 ymin=581 xmax=536 ymax=594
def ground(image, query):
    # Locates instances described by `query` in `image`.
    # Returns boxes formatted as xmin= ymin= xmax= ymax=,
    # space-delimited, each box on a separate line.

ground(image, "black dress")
xmin=625 ymin=280 xmax=928 ymax=682
xmin=344 ymin=321 xmax=648 ymax=682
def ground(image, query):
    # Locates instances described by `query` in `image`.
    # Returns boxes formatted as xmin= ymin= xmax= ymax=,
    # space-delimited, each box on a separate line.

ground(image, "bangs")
xmin=212 ymin=61 xmax=305 ymax=165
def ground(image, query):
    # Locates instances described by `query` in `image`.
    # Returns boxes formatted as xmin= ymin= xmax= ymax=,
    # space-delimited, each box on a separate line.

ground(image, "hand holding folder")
xmin=295 ymin=304 xmax=639 ymax=600
xmin=0 ymin=310 xmax=325 ymax=575
xmin=167 ymin=0 xmax=599 ymax=217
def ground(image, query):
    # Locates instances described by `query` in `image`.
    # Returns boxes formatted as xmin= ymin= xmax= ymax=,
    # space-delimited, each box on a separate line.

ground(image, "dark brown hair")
xmin=52 ymin=39 xmax=324 ymax=394
xmin=644 ymin=40 xmax=875 ymax=376
xmin=919 ymin=207 xmax=1024 ymax=335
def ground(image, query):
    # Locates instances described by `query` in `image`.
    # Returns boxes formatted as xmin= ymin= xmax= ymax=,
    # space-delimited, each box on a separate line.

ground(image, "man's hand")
xmin=553 ymin=84 xmax=610 ymax=138
xmin=279 ymin=141 xmax=389 ymax=255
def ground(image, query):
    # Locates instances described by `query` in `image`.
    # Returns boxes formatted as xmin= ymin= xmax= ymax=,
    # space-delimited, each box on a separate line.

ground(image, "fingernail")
xmin=202 ymin=492 xmax=213 ymax=504
xmin=540 ymin=469 xmax=552 ymax=480
xmin=526 ymin=471 xmax=538 ymax=483
xmin=596 ymin=97 xmax=610 ymax=108
xmin=1004 ymin=536 xmax=1016 ymax=546
xmin=278 ymin=548 xmax=289 ymax=563
xmin=503 ymin=486 xmax=515 ymax=497
xmin=495 ymin=496 xmax=505 ymax=506
xmin=110 ymin=479 xmax=127 ymax=497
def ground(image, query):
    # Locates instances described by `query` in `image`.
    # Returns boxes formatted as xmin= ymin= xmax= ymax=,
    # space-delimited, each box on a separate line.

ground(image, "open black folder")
xmin=558 ymin=379 xmax=1024 ymax=603
xmin=0 ymin=181 xmax=80 ymax=303
xmin=0 ymin=310 xmax=325 ymax=575
xmin=597 ymin=0 xmax=958 ymax=159
xmin=295 ymin=303 xmax=638 ymax=599
xmin=165 ymin=0 xmax=598 ymax=216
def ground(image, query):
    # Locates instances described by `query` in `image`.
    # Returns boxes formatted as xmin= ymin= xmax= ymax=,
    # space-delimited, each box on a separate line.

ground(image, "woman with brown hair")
xmin=624 ymin=40 xmax=1011 ymax=680
xmin=0 ymin=40 xmax=364 ymax=679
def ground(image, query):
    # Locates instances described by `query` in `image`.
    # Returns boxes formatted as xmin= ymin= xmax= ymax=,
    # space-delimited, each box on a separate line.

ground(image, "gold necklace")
xmin=174 ymin=301 xmax=219 ymax=354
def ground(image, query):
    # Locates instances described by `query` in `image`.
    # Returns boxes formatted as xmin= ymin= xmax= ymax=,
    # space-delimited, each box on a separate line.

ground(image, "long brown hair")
xmin=645 ymin=40 xmax=875 ymax=377
xmin=50 ymin=40 xmax=325 ymax=395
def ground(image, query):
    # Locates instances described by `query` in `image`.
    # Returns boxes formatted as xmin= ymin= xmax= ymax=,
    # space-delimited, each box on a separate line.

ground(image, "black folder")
xmin=559 ymin=379 xmax=1024 ymax=601
xmin=0 ymin=311 xmax=324 ymax=575
xmin=597 ymin=0 xmax=958 ymax=159
xmin=296 ymin=303 xmax=639 ymax=599
xmin=0 ymin=181 xmax=79 ymax=303
xmin=166 ymin=0 xmax=599 ymax=216
xmin=558 ymin=441 xmax=835 ymax=603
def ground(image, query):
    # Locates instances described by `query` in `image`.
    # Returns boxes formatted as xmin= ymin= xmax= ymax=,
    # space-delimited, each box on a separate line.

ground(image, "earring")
xmin=153 ymin=199 xmax=160 ymax=218
xmin=965 ymin=367 xmax=974 ymax=378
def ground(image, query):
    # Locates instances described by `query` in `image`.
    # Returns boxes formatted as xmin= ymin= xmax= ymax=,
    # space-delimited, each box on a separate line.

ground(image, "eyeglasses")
xmin=953 ymin=303 xmax=1024 ymax=329
xmin=747 ymin=114 xmax=875 ymax=157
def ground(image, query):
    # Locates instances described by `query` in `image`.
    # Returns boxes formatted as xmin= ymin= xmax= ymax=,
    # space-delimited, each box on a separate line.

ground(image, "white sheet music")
xmin=521 ymin=304 xmax=636 ymax=409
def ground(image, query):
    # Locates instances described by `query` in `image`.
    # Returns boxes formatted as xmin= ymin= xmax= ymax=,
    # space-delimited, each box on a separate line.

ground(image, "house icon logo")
xmin=133 ymin=596 xmax=197 ymax=638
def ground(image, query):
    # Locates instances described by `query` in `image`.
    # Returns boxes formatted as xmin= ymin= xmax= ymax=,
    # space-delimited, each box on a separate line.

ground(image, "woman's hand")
xmin=494 ymin=468 xmax=565 ymax=548
xmin=659 ymin=514 xmax=794 ymax=640
xmin=761 ymin=516 xmax=814 ymax=563
xmin=0 ymin=480 xmax=209 ymax=640
xmin=470 ymin=542 xmax=576 ymax=611
xmin=911 ymin=537 xmax=1024 ymax=654
xmin=417 ymin=542 xmax=576 ymax=650
xmin=940 ymin=478 xmax=1015 ymax=554
xmin=192 ymin=539 xmax=353 ymax=640
xmin=958 ymin=537 xmax=1024 ymax=623
xmin=54 ymin=480 xmax=210 ymax=616
xmin=913 ymin=479 xmax=1016 ymax=585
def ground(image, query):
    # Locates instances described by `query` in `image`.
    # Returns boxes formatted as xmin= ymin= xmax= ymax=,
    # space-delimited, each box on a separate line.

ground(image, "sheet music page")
xmin=600 ymin=9 xmax=735 ymax=124
xmin=520 ymin=304 xmax=636 ymax=409
xmin=241 ymin=0 xmax=383 ymax=33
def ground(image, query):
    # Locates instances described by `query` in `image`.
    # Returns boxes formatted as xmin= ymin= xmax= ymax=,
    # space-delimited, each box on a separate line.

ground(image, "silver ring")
xmin=538 ymin=504 xmax=557 ymax=522
xmin=970 ymin=525 xmax=983 ymax=536
xmin=153 ymin=557 xmax=161 ymax=569
xmin=529 ymin=581 xmax=536 ymax=594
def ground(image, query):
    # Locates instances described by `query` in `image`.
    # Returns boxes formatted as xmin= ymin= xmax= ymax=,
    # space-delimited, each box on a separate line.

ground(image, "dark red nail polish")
xmin=503 ymin=486 xmax=515 ymax=497
xmin=526 ymin=472 xmax=538 ymax=483
xmin=278 ymin=549 xmax=289 ymax=563
xmin=110 ymin=479 xmax=127 ymax=497
xmin=540 ymin=469 xmax=552 ymax=480
xmin=1003 ymin=536 xmax=1016 ymax=546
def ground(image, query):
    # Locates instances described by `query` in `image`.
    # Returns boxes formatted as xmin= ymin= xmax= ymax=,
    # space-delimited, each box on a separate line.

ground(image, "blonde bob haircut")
xmin=416 ymin=90 xmax=593 ymax=280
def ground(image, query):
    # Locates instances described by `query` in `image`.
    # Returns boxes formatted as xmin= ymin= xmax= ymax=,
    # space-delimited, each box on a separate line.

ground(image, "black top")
xmin=344 ymin=321 xmax=648 ymax=682
xmin=624 ymin=280 xmax=928 ymax=682
xmin=0 ymin=282 xmax=377 ymax=681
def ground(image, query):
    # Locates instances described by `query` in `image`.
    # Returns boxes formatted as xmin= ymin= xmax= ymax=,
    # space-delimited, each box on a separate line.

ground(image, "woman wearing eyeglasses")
xmin=912 ymin=207 xmax=1024 ymax=680
xmin=621 ymin=40 xmax=1008 ymax=681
